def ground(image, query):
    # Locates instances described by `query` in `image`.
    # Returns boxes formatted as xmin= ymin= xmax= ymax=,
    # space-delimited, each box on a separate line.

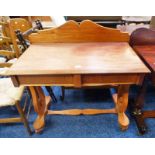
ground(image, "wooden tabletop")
xmin=7 ymin=42 xmax=150 ymax=75
xmin=134 ymin=45 xmax=155 ymax=72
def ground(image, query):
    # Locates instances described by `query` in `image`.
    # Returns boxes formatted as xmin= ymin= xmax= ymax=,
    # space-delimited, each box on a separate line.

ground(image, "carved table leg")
xmin=131 ymin=79 xmax=147 ymax=134
xmin=29 ymin=86 xmax=51 ymax=133
xmin=117 ymin=85 xmax=130 ymax=131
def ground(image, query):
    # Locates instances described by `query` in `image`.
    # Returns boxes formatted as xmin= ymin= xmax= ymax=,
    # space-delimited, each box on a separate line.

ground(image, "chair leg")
xmin=45 ymin=86 xmax=57 ymax=103
xmin=60 ymin=86 xmax=65 ymax=101
xmin=15 ymin=101 xmax=32 ymax=135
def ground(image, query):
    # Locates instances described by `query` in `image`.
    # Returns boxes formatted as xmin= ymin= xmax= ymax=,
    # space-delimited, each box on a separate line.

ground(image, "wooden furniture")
xmin=7 ymin=20 xmax=150 ymax=133
xmin=24 ymin=16 xmax=52 ymax=24
xmin=8 ymin=18 xmax=31 ymax=57
xmin=0 ymin=36 xmax=12 ymax=50
xmin=0 ymin=49 xmax=32 ymax=135
xmin=0 ymin=36 xmax=16 ymax=69
xmin=0 ymin=19 xmax=12 ymax=50
xmin=0 ymin=50 xmax=16 ymax=68
xmin=0 ymin=17 xmax=30 ymax=53
xmin=22 ymin=16 xmax=55 ymax=29
xmin=130 ymin=28 xmax=155 ymax=134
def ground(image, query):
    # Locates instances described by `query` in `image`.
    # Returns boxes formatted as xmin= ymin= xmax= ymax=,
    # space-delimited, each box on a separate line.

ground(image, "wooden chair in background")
xmin=22 ymin=16 xmax=56 ymax=29
xmin=7 ymin=18 xmax=31 ymax=58
xmin=0 ymin=47 xmax=32 ymax=135
xmin=0 ymin=50 xmax=16 ymax=68
xmin=0 ymin=18 xmax=44 ymax=135
xmin=0 ymin=18 xmax=30 ymax=67
xmin=0 ymin=19 xmax=12 ymax=50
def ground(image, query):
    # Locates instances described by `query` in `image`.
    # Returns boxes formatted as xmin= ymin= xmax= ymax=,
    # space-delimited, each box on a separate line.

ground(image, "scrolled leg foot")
xmin=33 ymin=115 xmax=45 ymax=133
xmin=29 ymin=86 xmax=51 ymax=133
xmin=118 ymin=113 xmax=129 ymax=131
xmin=116 ymin=85 xmax=130 ymax=131
xmin=138 ymin=125 xmax=147 ymax=135
xmin=133 ymin=113 xmax=147 ymax=135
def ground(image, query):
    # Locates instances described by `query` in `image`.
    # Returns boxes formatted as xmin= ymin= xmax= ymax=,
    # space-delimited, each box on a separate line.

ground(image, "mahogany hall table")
xmin=7 ymin=42 xmax=149 ymax=133
xmin=130 ymin=28 xmax=155 ymax=134
xmin=131 ymin=45 xmax=155 ymax=134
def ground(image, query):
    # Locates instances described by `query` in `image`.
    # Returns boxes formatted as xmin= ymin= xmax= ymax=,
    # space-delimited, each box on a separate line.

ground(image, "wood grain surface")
xmin=7 ymin=42 xmax=149 ymax=75
xmin=28 ymin=20 xmax=129 ymax=43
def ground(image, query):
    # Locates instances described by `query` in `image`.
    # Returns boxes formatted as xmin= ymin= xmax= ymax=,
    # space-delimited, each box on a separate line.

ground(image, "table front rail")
xmin=11 ymin=73 xmax=145 ymax=87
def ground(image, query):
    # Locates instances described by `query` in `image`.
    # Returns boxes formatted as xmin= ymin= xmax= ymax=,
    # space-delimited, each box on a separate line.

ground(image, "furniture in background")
xmin=26 ymin=16 xmax=52 ymax=22
xmin=0 ymin=47 xmax=32 ymax=135
xmin=117 ymin=16 xmax=152 ymax=35
xmin=24 ymin=16 xmax=55 ymax=29
xmin=65 ymin=16 xmax=123 ymax=28
xmin=7 ymin=18 xmax=31 ymax=58
xmin=0 ymin=17 xmax=12 ymax=50
xmin=10 ymin=16 xmax=62 ymax=29
xmin=0 ymin=50 xmax=16 ymax=68
xmin=130 ymin=28 xmax=155 ymax=134
xmin=122 ymin=16 xmax=151 ymax=25
xmin=0 ymin=18 xmax=39 ymax=69
xmin=0 ymin=18 xmax=17 ymax=67
xmin=7 ymin=20 xmax=149 ymax=133
xmin=150 ymin=16 xmax=155 ymax=29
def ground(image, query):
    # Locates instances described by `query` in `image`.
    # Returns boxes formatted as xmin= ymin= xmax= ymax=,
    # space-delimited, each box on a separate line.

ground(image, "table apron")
xmin=11 ymin=73 xmax=145 ymax=87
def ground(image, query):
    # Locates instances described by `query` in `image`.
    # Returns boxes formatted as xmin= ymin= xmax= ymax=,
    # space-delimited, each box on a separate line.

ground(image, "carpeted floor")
xmin=0 ymin=84 xmax=155 ymax=138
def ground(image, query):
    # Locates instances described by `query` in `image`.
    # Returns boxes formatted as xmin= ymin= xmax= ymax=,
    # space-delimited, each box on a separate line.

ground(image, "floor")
xmin=0 ymin=84 xmax=155 ymax=138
